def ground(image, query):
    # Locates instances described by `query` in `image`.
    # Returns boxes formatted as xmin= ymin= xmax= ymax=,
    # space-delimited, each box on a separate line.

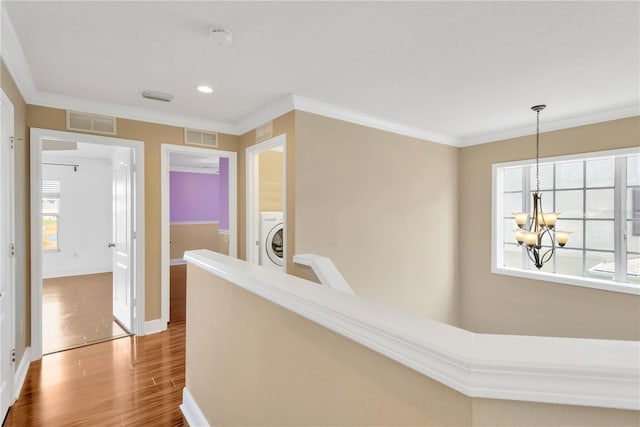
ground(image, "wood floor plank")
xmin=3 ymin=323 xmax=187 ymax=426
xmin=43 ymin=272 xmax=129 ymax=354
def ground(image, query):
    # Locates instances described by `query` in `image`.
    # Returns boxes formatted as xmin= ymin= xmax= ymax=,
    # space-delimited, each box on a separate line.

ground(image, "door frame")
xmin=0 ymin=89 xmax=16 ymax=410
xmin=160 ymin=143 xmax=238 ymax=328
xmin=30 ymin=128 xmax=145 ymax=360
xmin=245 ymin=134 xmax=287 ymax=270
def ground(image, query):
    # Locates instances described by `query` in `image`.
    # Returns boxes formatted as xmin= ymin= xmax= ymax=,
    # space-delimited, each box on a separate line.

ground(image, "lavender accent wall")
xmin=170 ymin=171 xmax=220 ymax=222
xmin=218 ymin=157 xmax=229 ymax=230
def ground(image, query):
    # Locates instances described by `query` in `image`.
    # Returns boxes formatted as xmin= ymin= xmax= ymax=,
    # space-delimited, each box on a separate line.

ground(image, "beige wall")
xmin=186 ymin=264 xmax=640 ymax=426
xmin=169 ymin=223 xmax=220 ymax=260
xmin=186 ymin=264 xmax=471 ymax=426
xmin=26 ymin=105 xmax=240 ymax=321
xmin=459 ymin=116 xmax=640 ymax=340
xmin=237 ymin=112 xmax=317 ymax=282
xmin=1 ymin=60 xmax=30 ymax=364
xmin=294 ymin=111 xmax=460 ymax=324
xmin=258 ymin=150 xmax=284 ymax=212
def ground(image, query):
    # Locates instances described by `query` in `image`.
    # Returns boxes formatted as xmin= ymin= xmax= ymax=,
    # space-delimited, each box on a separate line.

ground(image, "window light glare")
xmin=197 ymin=85 xmax=214 ymax=94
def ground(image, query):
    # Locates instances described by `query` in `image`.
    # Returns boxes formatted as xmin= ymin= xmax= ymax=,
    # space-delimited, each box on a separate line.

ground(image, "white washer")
xmin=259 ymin=212 xmax=284 ymax=269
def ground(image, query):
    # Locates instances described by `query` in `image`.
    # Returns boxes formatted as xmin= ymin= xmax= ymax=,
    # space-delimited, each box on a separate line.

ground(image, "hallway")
xmin=4 ymin=323 xmax=187 ymax=426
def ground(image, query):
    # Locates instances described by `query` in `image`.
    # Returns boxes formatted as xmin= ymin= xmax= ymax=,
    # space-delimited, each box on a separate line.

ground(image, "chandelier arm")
xmin=540 ymin=246 xmax=555 ymax=265
xmin=526 ymin=246 xmax=542 ymax=269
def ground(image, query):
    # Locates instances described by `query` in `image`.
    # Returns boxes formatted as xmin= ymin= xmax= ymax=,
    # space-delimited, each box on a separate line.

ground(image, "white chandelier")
xmin=512 ymin=105 xmax=572 ymax=269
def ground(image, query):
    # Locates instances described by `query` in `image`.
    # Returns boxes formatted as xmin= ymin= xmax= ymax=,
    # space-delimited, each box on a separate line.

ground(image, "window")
xmin=42 ymin=179 xmax=60 ymax=251
xmin=493 ymin=148 xmax=640 ymax=295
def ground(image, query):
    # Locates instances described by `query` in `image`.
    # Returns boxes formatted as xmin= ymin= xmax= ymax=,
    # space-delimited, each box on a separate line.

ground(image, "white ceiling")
xmin=3 ymin=1 xmax=639 ymax=146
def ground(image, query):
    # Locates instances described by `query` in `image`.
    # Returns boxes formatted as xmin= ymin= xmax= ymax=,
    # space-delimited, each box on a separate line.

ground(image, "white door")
xmin=0 ymin=91 xmax=15 ymax=420
xmin=111 ymin=147 xmax=134 ymax=332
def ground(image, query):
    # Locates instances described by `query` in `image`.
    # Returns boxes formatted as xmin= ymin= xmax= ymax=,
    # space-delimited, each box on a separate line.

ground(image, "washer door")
xmin=265 ymin=223 xmax=284 ymax=267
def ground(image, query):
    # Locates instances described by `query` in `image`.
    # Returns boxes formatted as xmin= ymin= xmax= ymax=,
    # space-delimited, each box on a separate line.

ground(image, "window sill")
xmin=492 ymin=266 xmax=640 ymax=295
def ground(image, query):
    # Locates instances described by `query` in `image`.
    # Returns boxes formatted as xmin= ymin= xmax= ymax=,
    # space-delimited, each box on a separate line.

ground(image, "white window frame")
xmin=492 ymin=147 xmax=640 ymax=296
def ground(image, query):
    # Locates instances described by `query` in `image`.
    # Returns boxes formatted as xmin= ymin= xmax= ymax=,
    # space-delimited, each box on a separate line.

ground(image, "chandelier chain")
xmin=535 ymin=109 xmax=540 ymax=193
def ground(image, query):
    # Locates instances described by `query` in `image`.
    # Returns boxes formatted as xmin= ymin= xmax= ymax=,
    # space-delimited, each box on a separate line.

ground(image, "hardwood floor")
xmin=3 ymin=323 xmax=187 ymax=426
xmin=43 ymin=273 xmax=128 ymax=354
xmin=170 ymin=264 xmax=187 ymax=325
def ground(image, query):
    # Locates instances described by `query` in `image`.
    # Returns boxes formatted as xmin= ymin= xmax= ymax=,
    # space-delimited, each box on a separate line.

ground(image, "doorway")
xmin=1 ymin=89 xmax=16 ymax=421
xmin=246 ymin=134 xmax=287 ymax=270
xmin=160 ymin=144 xmax=237 ymax=329
xmin=39 ymin=142 xmax=130 ymax=354
xmin=30 ymin=128 xmax=145 ymax=360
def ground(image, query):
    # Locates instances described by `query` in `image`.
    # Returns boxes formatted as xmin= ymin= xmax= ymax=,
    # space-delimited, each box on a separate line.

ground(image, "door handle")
xmin=108 ymin=242 xmax=116 ymax=248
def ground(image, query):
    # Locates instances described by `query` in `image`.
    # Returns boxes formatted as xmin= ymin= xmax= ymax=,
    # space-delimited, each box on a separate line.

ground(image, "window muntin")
xmin=42 ymin=179 xmax=60 ymax=252
xmin=494 ymin=149 xmax=640 ymax=294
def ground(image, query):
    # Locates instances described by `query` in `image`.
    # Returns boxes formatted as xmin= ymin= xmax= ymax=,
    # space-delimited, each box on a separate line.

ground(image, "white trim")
xmin=30 ymin=128 xmax=146 ymax=360
xmin=492 ymin=266 xmax=640 ymax=296
xmin=0 ymin=4 xmax=37 ymax=99
xmin=170 ymin=259 xmax=187 ymax=266
xmin=218 ymin=229 xmax=230 ymax=236
xmin=169 ymin=166 xmax=219 ymax=175
xmin=143 ymin=319 xmax=166 ymax=336
xmin=42 ymin=265 xmax=113 ymax=279
xmin=161 ymin=144 xmax=238 ymax=329
xmin=235 ymin=95 xmax=296 ymax=135
xmin=293 ymin=253 xmax=355 ymax=295
xmin=245 ymin=135 xmax=287 ymax=270
xmin=184 ymin=249 xmax=640 ymax=411
xmin=2 ymin=4 xmax=637 ymax=148
xmin=180 ymin=387 xmax=211 ymax=427
xmin=1 ymin=89 xmax=16 ymax=414
xmin=170 ymin=221 xmax=220 ymax=226
xmin=459 ymin=105 xmax=640 ymax=147
xmin=13 ymin=347 xmax=30 ymax=401
xmin=292 ymin=95 xmax=459 ymax=146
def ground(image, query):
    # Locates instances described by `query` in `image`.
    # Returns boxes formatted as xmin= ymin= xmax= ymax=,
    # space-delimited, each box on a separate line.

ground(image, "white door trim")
xmin=245 ymin=134 xmax=287 ymax=270
xmin=0 ymin=89 xmax=16 ymax=411
xmin=30 ymin=128 xmax=145 ymax=360
xmin=160 ymin=143 xmax=238 ymax=328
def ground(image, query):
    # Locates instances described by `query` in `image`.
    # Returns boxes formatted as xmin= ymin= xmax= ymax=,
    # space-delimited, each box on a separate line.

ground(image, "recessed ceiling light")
xmin=197 ymin=85 xmax=214 ymax=94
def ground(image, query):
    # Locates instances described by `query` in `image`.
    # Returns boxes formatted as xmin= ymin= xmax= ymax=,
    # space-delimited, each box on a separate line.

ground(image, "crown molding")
xmin=1 ymin=3 xmax=37 ymax=98
xmin=234 ymin=94 xmax=296 ymax=136
xmin=2 ymin=5 xmax=637 ymax=147
xmin=292 ymin=95 xmax=460 ymax=146
xmin=458 ymin=105 xmax=640 ymax=147
xmin=31 ymin=90 xmax=238 ymax=135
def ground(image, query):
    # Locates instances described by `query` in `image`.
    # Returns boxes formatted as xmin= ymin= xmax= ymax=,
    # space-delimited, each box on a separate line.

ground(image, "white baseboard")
xmin=144 ymin=319 xmax=167 ymax=335
xmin=42 ymin=266 xmax=113 ymax=279
xmin=180 ymin=387 xmax=210 ymax=427
xmin=14 ymin=346 xmax=31 ymax=401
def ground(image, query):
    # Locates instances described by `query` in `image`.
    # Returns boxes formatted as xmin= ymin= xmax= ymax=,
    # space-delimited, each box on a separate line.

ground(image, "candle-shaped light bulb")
xmin=514 ymin=229 xmax=525 ymax=245
xmin=523 ymin=231 xmax=539 ymax=247
xmin=513 ymin=212 xmax=529 ymax=228
xmin=555 ymin=230 xmax=572 ymax=247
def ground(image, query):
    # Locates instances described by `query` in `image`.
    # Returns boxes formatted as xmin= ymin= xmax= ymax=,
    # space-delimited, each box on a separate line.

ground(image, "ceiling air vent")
xmin=66 ymin=111 xmax=117 ymax=135
xmin=255 ymin=121 xmax=273 ymax=143
xmin=184 ymin=128 xmax=218 ymax=148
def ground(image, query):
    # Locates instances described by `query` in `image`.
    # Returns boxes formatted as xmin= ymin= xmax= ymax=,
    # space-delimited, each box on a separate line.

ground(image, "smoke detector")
xmin=209 ymin=27 xmax=232 ymax=46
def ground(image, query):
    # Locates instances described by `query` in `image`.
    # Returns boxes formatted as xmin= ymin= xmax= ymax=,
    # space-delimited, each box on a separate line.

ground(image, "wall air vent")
xmin=66 ymin=111 xmax=117 ymax=135
xmin=141 ymin=90 xmax=174 ymax=102
xmin=255 ymin=121 xmax=273 ymax=143
xmin=184 ymin=128 xmax=218 ymax=148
